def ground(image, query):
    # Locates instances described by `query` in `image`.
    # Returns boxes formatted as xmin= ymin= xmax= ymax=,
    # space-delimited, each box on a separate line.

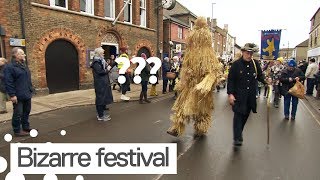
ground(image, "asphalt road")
xmin=0 ymin=89 xmax=320 ymax=180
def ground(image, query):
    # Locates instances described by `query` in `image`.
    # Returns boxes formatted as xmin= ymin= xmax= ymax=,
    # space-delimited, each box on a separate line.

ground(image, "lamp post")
xmin=211 ymin=2 xmax=216 ymax=20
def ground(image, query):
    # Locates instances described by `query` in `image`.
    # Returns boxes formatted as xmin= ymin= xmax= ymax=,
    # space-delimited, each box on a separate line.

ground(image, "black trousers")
xmin=233 ymin=111 xmax=250 ymax=141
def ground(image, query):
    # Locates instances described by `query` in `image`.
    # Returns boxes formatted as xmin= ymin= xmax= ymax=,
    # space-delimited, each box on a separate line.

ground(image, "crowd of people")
xmin=0 ymin=24 xmax=319 ymax=145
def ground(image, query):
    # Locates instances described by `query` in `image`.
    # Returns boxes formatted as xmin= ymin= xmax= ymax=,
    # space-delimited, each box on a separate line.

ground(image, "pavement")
xmin=0 ymin=80 xmax=171 ymax=123
xmin=0 ymin=80 xmax=319 ymax=123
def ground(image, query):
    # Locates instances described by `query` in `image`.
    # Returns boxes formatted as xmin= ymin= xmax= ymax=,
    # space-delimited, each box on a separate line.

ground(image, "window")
xmin=140 ymin=0 xmax=146 ymax=27
xmin=315 ymin=29 xmax=318 ymax=46
xmin=124 ymin=0 xmax=132 ymax=23
xmin=50 ymin=0 xmax=68 ymax=9
xmin=104 ymin=0 xmax=115 ymax=18
xmin=178 ymin=26 xmax=183 ymax=39
xmin=310 ymin=34 xmax=313 ymax=47
xmin=80 ymin=0 xmax=94 ymax=14
xmin=190 ymin=22 xmax=194 ymax=30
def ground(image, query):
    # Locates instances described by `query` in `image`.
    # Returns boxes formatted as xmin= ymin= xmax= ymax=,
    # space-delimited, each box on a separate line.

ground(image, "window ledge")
xmin=31 ymin=2 xmax=156 ymax=32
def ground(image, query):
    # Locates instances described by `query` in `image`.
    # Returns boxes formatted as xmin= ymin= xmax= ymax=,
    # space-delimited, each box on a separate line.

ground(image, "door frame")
xmin=101 ymin=42 xmax=118 ymax=55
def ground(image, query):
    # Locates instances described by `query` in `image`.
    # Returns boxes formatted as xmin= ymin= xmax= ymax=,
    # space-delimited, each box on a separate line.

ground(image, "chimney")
xmin=212 ymin=18 xmax=217 ymax=27
xmin=224 ymin=24 xmax=228 ymax=32
xmin=207 ymin=17 xmax=211 ymax=27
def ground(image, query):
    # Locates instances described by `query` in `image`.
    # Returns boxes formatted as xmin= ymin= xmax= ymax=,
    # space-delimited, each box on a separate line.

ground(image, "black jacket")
xmin=279 ymin=68 xmax=305 ymax=95
xmin=0 ymin=65 xmax=5 ymax=93
xmin=91 ymin=57 xmax=113 ymax=106
xmin=227 ymin=58 xmax=265 ymax=114
xmin=4 ymin=59 xmax=33 ymax=100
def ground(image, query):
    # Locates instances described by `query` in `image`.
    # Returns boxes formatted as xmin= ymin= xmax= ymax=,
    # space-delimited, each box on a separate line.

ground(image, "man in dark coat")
xmin=91 ymin=47 xmax=113 ymax=121
xmin=162 ymin=57 xmax=170 ymax=94
xmin=4 ymin=47 xmax=34 ymax=136
xmin=279 ymin=59 xmax=305 ymax=120
xmin=227 ymin=43 xmax=268 ymax=146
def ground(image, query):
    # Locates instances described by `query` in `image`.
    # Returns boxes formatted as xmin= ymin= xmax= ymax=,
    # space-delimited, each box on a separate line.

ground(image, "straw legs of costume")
xmin=167 ymin=114 xmax=211 ymax=137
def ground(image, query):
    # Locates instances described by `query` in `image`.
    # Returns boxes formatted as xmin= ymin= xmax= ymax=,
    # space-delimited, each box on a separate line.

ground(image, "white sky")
xmin=177 ymin=0 xmax=320 ymax=48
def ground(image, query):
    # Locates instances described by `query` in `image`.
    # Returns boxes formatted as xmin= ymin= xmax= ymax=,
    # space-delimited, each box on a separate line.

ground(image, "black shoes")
xmin=167 ymin=130 xmax=178 ymax=137
xmin=14 ymin=131 xmax=29 ymax=137
xmin=291 ymin=117 xmax=295 ymax=121
xmin=233 ymin=140 xmax=242 ymax=146
xmin=284 ymin=116 xmax=289 ymax=120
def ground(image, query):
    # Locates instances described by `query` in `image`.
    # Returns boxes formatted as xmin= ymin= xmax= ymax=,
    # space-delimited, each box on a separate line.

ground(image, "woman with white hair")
xmin=91 ymin=47 xmax=113 ymax=121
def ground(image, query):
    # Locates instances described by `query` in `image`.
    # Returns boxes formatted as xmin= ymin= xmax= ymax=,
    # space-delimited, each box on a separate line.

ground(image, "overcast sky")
xmin=177 ymin=0 xmax=320 ymax=48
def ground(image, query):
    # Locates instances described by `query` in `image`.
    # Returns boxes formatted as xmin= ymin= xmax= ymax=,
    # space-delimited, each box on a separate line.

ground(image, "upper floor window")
xmin=105 ymin=0 xmax=115 ymax=18
xmin=315 ymin=29 xmax=318 ymax=45
xmin=124 ymin=0 xmax=132 ymax=23
xmin=80 ymin=0 xmax=94 ymax=14
xmin=178 ymin=26 xmax=183 ymax=39
xmin=50 ymin=0 xmax=68 ymax=9
xmin=190 ymin=22 xmax=194 ymax=30
xmin=310 ymin=34 xmax=313 ymax=47
xmin=140 ymin=0 xmax=146 ymax=27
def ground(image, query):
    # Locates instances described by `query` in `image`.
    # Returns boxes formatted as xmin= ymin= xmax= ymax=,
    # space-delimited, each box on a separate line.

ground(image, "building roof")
xmin=310 ymin=7 xmax=320 ymax=21
xmin=163 ymin=15 xmax=190 ymax=28
xmin=295 ymin=39 xmax=309 ymax=47
xmin=163 ymin=0 xmax=197 ymax=18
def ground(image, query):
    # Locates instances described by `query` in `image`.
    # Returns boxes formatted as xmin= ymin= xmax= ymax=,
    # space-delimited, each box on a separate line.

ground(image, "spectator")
xmin=162 ymin=57 xmax=170 ymax=94
xmin=279 ymin=59 xmax=305 ymax=120
xmin=0 ymin=57 xmax=8 ymax=114
xmin=90 ymin=47 xmax=113 ymax=121
xmin=305 ymin=58 xmax=319 ymax=96
xmin=139 ymin=53 xmax=151 ymax=104
xmin=4 ymin=47 xmax=34 ymax=136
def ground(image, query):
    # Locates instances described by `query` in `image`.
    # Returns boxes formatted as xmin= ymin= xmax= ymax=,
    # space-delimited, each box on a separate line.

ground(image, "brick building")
xmin=308 ymin=7 xmax=320 ymax=63
xmin=163 ymin=1 xmax=196 ymax=58
xmin=293 ymin=39 xmax=308 ymax=61
xmin=0 ymin=0 xmax=163 ymax=94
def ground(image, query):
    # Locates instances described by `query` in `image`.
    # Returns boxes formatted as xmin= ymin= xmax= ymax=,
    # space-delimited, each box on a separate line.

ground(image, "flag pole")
xmin=266 ymin=84 xmax=273 ymax=145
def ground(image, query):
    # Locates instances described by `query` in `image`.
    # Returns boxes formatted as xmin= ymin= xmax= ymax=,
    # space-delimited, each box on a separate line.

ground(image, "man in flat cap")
xmin=227 ymin=43 xmax=269 ymax=146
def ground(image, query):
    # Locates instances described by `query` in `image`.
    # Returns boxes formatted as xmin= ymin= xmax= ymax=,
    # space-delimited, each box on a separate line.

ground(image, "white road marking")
xmin=300 ymin=100 xmax=320 ymax=127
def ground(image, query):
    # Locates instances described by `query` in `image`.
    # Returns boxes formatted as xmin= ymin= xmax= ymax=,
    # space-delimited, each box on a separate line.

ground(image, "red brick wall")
xmin=0 ymin=0 xmax=160 ymax=91
xmin=170 ymin=23 xmax=187 ymax=43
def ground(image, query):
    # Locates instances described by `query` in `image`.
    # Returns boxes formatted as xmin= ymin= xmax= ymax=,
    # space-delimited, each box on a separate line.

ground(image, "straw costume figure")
xmin=167 ymin=17 xmax=221 ymax=137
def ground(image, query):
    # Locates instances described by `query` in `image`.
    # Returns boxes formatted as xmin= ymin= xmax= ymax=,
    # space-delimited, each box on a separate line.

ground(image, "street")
xmin=0 ymin=89 xmax=320 ymax=180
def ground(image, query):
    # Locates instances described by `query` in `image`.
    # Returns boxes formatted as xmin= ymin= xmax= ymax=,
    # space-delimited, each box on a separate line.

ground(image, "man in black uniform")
xmin=227 ymin=43 xmax=269 ymax=146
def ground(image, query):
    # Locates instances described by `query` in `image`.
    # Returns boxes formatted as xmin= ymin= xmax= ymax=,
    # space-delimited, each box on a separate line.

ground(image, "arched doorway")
xmin=137 ymin=47 xmax=151 ymax=58
xmin=45 ymin=39 xmax=79 ymax=94
xmin=101 ymin=33 xmax=119 ymax=59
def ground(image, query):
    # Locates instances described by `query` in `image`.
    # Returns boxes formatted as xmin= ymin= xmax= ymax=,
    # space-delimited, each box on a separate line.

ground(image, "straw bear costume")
xmin=167 ymin=17 xmax=221 ymax=137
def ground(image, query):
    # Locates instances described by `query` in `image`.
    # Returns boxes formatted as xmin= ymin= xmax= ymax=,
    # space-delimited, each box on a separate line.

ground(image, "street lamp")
xmin=211 ymin=2 xmax=216 ymax=20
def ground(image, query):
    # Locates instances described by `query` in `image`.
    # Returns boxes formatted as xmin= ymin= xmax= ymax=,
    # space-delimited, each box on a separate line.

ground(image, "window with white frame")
xmin=140 ymin=0 xmax=146 ymax=27
xmin=124 ymin=0 xmax=132 ymax=23
xmin=80 ymin=0 xmax=94 ymax=14
xmin=50 ymin=0 xmax=68 ymax=9
xmin=178 ymin=26 xmax=183 ymax=39
xmin=104 ymin=0 xmax=115 ymax=18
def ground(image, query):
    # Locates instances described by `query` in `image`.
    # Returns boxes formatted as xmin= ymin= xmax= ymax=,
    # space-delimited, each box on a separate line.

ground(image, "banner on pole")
xmin=260 ymin=30 xmax=281 ymax=60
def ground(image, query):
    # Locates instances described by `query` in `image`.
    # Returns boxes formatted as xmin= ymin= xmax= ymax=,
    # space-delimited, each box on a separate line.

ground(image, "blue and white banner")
xmin=260 ymin=30 xmax=282 ymax=60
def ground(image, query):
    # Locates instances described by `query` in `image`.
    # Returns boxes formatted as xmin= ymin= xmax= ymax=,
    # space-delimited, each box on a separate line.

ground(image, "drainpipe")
xmin=18 ymin=0 xmax=28 ymax=65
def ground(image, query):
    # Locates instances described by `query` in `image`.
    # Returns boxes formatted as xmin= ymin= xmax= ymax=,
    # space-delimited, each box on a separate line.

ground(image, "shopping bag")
xmin=166 ymin=72 xmax=176 ymax=80
xmin=288 ymin=81 xmax=305 ymax=99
